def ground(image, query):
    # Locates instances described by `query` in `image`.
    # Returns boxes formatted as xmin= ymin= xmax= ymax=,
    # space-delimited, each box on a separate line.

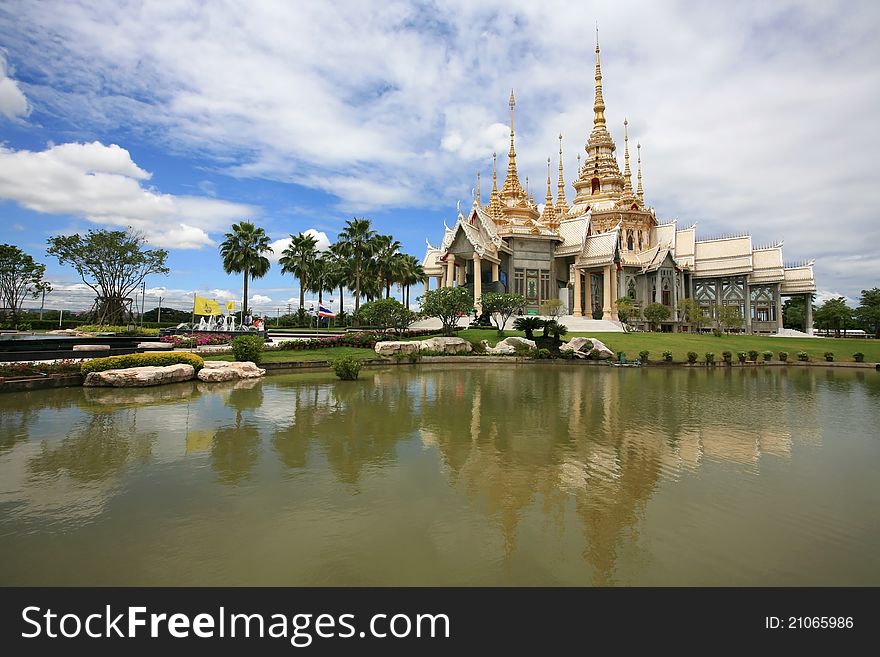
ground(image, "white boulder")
xmin=483 ymin=336 xmax=536 ymax=355
xmin=559 ymin=337 xmax=615 ymax=360
xmin=374 ymin=341 xmax=421 ymax=357
xmin=418 ymin=336 xmax=473 ymax=354
xmin=84 ymin=364 xmax=195 ymax=387
xmin=198 ymin=360 xmax=266 ymax=382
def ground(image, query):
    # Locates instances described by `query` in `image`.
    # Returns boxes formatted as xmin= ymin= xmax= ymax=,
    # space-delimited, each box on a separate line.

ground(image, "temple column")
xmin=436 ymin=275 xmax=443 ymax=290
xmin=654 ymin=270 xmax=661 ymax=303
xmin=572 ymin=268 xmax=582 ymax=317
xmin=672 ymin=270 xmax=680 ymax=330
xmin=584 ymin=271 xmax=593 ymax=318
xmin=446 ymin=255 xmax=456 ymax=288
xmin=775 ymin=284 xmax=783 ymax=333
xmin=491 ymin=262 xmax=499 ymax=283
xmin=715 ymin=278 xmax=722 ymax=329
xmin=805 ymin=293 xmax=813 ymax=335
xmin=457 ymin=261 xmax=466 ymax=286
xmin=425 ymin=276 xmax=431 ymax=292
xmin=602 ymin=266 xmax=613 ymax=320
xmin=473 ymin=255 xmax=482 ymax=313
xmin=744 ymin=279 xmax=752 ymax=334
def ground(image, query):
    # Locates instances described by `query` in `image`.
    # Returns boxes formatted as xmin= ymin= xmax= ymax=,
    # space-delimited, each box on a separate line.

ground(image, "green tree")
xmin=219 ymin=221 xmax=272 ymax=318
xmin=419 ymin=287 xmax=472 ymax=336
xmin=678 ymin=297 xmax=707 ymax=332
xmin=717 ymin=305 xmax=744 ymax=333
xmin=782 ymin=295 xmax=808 ymax=330
xmin=308 ymin=254 xmax=333 ymax=306
xmin=372 ymin=234 xmax=404 ymax=299
xmin=327 ymin=243 xmax=353 ymax=317
xmin=814 ymin=296 xmax=853 ymax=337
xmin=47 ymin=229 xmax=168 ymax=325
xmin=614 ymin=296 xmax=635 ymax=324
xmin=0 ymin=244 xmax=51 ymax=323
xmin=513 ymin=316 xmax=544 ymax=340
xmin=357 ymin=298 xmax=414 ymax=335
xmin=643 ymin=302 xmax=671 ymax=331
xmin=481 ymin=292 xmax=526 ymax=334
xmin=855 ymin=288 xmax=880 ymax=339
xmin=280 ymin=232 xmax=318 ymax=311
xmin=399 ymin=254 xmax=425 ymax=310
xmin=336 ymin=218 xmax=377 ymax=315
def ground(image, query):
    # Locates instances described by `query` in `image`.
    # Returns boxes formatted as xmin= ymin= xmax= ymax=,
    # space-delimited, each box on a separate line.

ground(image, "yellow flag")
xmin=225 ymin=301 xmax=236 ymax=313
xmin=193 ymin=295 xmax=222 ymax=316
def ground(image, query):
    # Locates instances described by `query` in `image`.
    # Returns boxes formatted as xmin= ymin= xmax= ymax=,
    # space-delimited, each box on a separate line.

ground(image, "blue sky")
xmin=1 ymin=0 xmax=878 ymax=313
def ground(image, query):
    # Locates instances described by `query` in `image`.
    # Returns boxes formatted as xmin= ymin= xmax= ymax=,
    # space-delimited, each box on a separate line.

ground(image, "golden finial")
xmin=492 ymin=152 xmax=498 ymax=190
xmin=637 ymin=142 xmax=644 ymax=202
xmin=593 ymin=26 xmax=606 ymax=128
xmin=525 ymin=175 xmax=529 ymax=197
xmin=556 ymin=134 xmax=569 ymax=218
xmin=542 ymin=157 xmax=557 ymax=227
xmin=622 ymin=119 xmax=633 ymax=195
xmin=476 ymin=170 xmax=481 ymax=206
xmin=501 ymin=92 xmax=525 ymax=203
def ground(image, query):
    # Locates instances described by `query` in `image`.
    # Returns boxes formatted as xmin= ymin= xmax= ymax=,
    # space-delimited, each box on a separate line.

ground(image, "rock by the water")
xmin=137 ymin=341 xmax=173 ymax=350
xmin=560 ymin=337 xmax=614 ymax=360
xmin=73 ymin=344 xmax=111 ymax=352
xmin=374 ymin=341 xmax=421 ymax=357
xmin=198 ymin=360 xmax=266 ymax=382
xmin=418 ymin=336 xmax=472 ymax=354
xmin=84 ymin=363 xmax=195 ymax=387
xmin=483 ymin=336 xmax=536 ymax=355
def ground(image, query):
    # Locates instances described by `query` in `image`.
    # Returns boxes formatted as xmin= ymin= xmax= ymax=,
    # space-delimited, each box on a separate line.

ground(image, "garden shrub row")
xmin=276 ymin=332 xmax=383 ymax=351
xmin=81 ymin=352 xmax=204 ymax=375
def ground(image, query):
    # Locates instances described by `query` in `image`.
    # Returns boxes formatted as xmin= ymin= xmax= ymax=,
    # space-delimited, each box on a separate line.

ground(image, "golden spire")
xmin=593 ymin=26 xmax=606 ymax=129
xmin=501 ymin=89 xmax=526 ymax=203
xmin=542 ymin=157 xmax=557 ymax=227
xmin=636 ymin=142 xmax=644 ymax=202
xmin=555 ymin=133 xmax=570 ymax=219
xmin=622 ymin=119 xmax=633 ymax=195
xmin=476 ymin=170 xmax=481 ymax=206
xmin=488 ymin=151 xmax=505 ymax=224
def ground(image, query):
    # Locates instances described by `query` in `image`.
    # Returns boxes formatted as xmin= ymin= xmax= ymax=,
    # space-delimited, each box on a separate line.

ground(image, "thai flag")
xmin=318 ymin=304 xmax=336 ymax=318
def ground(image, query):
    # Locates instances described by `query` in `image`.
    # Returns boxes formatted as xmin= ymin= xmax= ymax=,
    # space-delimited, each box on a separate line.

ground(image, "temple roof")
xmin=750 ymin=244 xmax=785 ymax=284
xmin=693 ymin=235 xmax=753 ymax=277
xmin=577 ymin=226 xmax=620 ymax=267
xmin=781 ymin=262 xmax=817 ymax=294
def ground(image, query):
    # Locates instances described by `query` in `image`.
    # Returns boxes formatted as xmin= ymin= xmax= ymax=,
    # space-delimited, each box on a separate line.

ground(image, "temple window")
xmin=591 ymin=178 xmax=600 ymax=194
xmin=514 ymin=268 xmax=525 ymax=296
xmin=627 ymin=279 xmax=636 ymax=299
xmin=627 ymin=233 xmax=634 ymax=250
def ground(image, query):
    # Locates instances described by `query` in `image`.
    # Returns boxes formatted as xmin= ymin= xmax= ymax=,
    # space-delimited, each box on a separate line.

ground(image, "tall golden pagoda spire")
xmin=555 ymin=133 xmax=570 ymax=219
xmin=593 ymin=25 xmax=606 ymax=130
xmin=542 ymin=157 xmax=558 ymax=227
xmin=500 ymin=88 xmax=526 ymax=204
xmin=571 ymin=26 xmax=625 ymax=210
xmin=622 ymin=119 xmax=633 ymax=195
xmin=636 ymin=142 xmax=644 ymax=203
xmin=476 ymin=170 xmax=481 ymax=206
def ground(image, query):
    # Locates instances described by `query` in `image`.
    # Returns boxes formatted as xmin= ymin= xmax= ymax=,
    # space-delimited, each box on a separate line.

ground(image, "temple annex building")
xmin=422 ymin=36 xmax=816 ymax=334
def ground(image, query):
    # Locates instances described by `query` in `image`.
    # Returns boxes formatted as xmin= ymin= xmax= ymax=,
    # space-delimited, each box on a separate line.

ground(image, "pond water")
xmin=1 ymin=364 xmax=878 ymax=586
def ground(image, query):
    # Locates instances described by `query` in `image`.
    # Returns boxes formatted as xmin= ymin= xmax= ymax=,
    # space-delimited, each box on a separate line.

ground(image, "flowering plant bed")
xmin=0 ymin=359 xmax=84 ymax=378
xmin=277 ymin=332 xmax=383 ymax=351
xmin=161 ymin=333 xmax=233 ymax=348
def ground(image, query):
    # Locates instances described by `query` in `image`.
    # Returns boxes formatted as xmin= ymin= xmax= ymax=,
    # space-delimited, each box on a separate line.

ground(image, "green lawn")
xmin=205 ymin=347 xmax=377 ymax=363
xmin=439 ymin=328 xmax=877 ymax=363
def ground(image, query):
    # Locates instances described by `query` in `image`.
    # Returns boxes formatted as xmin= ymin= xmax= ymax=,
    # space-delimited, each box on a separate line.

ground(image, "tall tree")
xmin=335 ymin=218 xmax=376 ymax=314
xmin=308 ymin=254 xmax=332 ymax=306
xmin=0 ymin=244 xmax=51 ymax=323
xmin=399 ymin=255 xmax=425 ymax=309
xmin=219 ymin=222 xmax=272 ymax=318
xmin=47 ymin=229 xmax=168 ymax=325
xmin=372 ymin=234 xmax=403 ymax=299
xmin=327 ymin=243 xmax=352 ymax=315
xmin=279 ymin=232 xmax=318 ymax=310
xmin=814 ymin=296 xmax=853 ymax=337
xmin=855 ymin=288 xmax=880 ymax=339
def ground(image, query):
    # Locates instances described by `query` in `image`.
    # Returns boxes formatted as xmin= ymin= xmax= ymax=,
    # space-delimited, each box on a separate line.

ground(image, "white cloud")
xmin=0 ymin=141 xmax=254 ymax=248
xmin=0 ymin=51 xmax=29 ymax=119
xmin=3 ymin=1 xmax=880 ymax=295
xmin=250 ymin=294 xmax=271 ymax=304
xmin=268 ymin=228 xmax=332 ymax=261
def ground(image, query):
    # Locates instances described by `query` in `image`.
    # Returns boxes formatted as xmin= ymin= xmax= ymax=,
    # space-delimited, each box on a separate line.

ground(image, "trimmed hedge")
xmin=231 ymin=335 xmax=265 ymax=364
xmin=81 ymin=352 xmax=204 ymax=375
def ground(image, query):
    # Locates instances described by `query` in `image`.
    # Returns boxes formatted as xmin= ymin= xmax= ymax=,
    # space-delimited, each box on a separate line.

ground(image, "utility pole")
xmin=157 ymin=296 xmax=163 ymax=324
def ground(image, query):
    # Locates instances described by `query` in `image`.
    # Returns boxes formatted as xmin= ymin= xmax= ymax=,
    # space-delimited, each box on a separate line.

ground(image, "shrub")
xmin=81 ymin=352 xmax=203 ymax=375
xmin=722 ymin=350 xmax=732 ymax=363
xmin=797 ymin=351 xmax=809 ymax=362
xmin=482 ymin=292 xmax=528 ymax=334
xmin=231 ymin=335 xmax=265 ymax=364
xmin=513 ymin=343 xmax=534 ymax=358
xmin=643 ymin=302 xmax=671 ymax=330
xmin=419 ymin=287 xmax=474 ymax=336
xmin=705 ymin=352 xmax=715 ymax=364
xmin=75 ymin=324 xmax=159 ymax=337
xmin=0 ymin=359 xmax=83 ymax=378
xmin=639 ymin=350 xmax=650 ymax=363
xmin=512 ymin=316 xmax=545 ymax=340
xmin=747 ymin=350 xmax=759 ymax=362
xmin=331 ymin=355 xmax=362 ymax=380
xmin=737 ymin=351 xmax=747 ymax=363
xmin=712 ymin=328 xmax=723 ymax=337
xmin=824 ymin=352 xmax=834 ymax=362
xmin=662 ymin=351 xmax=673 ymax=362
xmin=543 ymin=321 xmax=568 ymax=342
xmin=762 ymin=351 xmax=773 ymax=362
xmin=687 ymin=351 xmax=698 ymax=364
xmin=853 ymin=352 xmax=865 ymax=363
xmin=778 ymin=351 xmax=789 ymax=362
xmin=534 ymin=348 xmax=552 ymax=360
xmin=357 ymin=298 xmax=414 ymax=335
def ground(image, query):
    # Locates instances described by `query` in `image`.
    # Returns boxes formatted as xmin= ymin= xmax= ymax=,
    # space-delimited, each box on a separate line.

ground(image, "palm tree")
xmin=219 ymin=221 xmax=272 ymax=317
xmin=400 ymin=255 xmax=425 ymax=309
xmin=336 ymin=218 xmax=377 ymax=314
xmin=279 ymin=232 xmax=319 ymax=311
xmin=308 ymin=254 xmax=332 ymax=306
xmin=327 ymin=243 xmax=351 ymax=315
xmin=371 ymin=234 xmax=403 ymax=299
